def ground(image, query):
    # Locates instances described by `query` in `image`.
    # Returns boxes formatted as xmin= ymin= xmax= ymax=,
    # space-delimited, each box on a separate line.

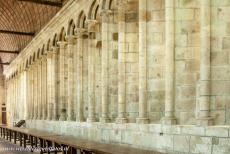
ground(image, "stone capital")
xmin=86 ymin=19 xmax=99 ymax=32
xmin=75 ymin=28 xmax=88 ymax=38
xmin=100 ymin=9 xmax=113 ymax=16
xmin=57 ymin=41 xmax=67 ymax=49
xmin=65 ymin=35 xmax=77 ymax=44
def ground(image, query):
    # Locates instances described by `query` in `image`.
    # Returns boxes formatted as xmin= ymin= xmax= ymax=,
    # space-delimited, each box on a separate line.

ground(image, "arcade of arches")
xmin=1 ymin=0 xmax=230 ymax=153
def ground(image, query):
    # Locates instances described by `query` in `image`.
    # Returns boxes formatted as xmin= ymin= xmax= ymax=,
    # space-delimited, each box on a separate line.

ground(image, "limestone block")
xmin=126 ymin=23 xmax=138 ymax=33
xmin=176 ymin=73 xmax=199 ymax=85
xmin=147 ymin=0 xmax=163 ymax=11
xmin=211 ymin=51 xmax=229 ymax=65
xmin=212 ymin=145 xmax=230 ymax=154
xmin=178 ymin=0 xmax=200 ymax=8
xmin=212 ymin=0 xmax=230 ymax=6
xmin=173 ymin=135 xmax=190 ymax=153
xmin=148 ymin=32 xmax=163 ymax=45
xmin=189 ymin=136 xmax=212 ymax=153
xmin=210 ymin=111 xmax=226 ymax=125
xmin=175 ymin=34 xmax=188 ymax=47
xmin=206 ymin=127 xmax=229 ymax=137
xmin=125 ymin=12 xmax=138 ymax=23
xmin=211 ymin=67 xmax=230 ymax=80
xmin=162 ymin=125 xmax=181 ymax=135
xmin=175 ymin=98 xmax=196 ymax=111
xmin=176 ymin=20 xmax=200 ymax=34
xmin=211 ymin=81 xmax=230 ymax=95
xmin=188 ymin=33 xmax=200 ymax=47
xmin=178 ymin=111 xmax=196 ymax=125
xmin=148 ymin=66 xmax=164 ymax=79
xmin=147 ymin=22 xmax=165 ymax=33
xmin=147 ymin=54 xmax=165 ymax=66
xmin=176 ymin=9 xmax=195 ymax=21
xmin=149 ymin=124 xmax=162 ymax=133
xmin=218 ymin=7 xmax=230 ymax=21
xmin=125 ymin=53 xmax=138 ymax=62
xmin=148 ymin=80 xmax=165 ymax=91
xmin=148 ymin=91 xmax=165 ymax=105
xmin=181 ymin=126 xmax=205 ymax=136
xmin=151 ymin=10 xmax=164 ymax=21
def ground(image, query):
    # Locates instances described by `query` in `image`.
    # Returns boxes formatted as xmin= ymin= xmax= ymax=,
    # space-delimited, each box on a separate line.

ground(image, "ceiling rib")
xmin=0 ymin=50 xmax=19 ymax=54
xmin=17 ymin=0 xmax=63 ymax=7
xmin=0 ymin=62 xmax=10 ymax=65
xmin=0 ymin=30 xmax=34 ymax=36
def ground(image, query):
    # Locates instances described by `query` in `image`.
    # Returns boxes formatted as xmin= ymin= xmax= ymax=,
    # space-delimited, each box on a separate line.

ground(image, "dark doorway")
xmin=2 ymin=106 xmax=6 ymax=124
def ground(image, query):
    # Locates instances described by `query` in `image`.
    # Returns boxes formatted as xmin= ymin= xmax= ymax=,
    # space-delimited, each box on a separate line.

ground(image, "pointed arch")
xmin=88 ymin=0 xmax=100 ymax=20
xmin=77 ymin=11 xmax=87 ymax=28
xmin=58 ymin=27 xmax=66 ymax=41
xmin=67 ymin=19 xmax=76 ymax=35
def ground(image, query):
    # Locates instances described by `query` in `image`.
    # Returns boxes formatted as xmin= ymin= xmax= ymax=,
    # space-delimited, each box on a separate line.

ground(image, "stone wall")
xmin=3 ymin=0 xmax=230 ymax=153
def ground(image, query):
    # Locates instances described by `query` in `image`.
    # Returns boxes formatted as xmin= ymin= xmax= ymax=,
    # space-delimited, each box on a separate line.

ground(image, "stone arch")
xmin=37 ymin=48 xmax=41 ymax=60
xmin=67 ymin=19 xmax=76 ymax=35
xmin=77 ymin=11 xmax=87 ymax=28
xmin=32 ymin=52 xmax=36 ymax=63
xmin=101 ymin=0 xmax=114 ymax=10
xmin=58 ymin=27 xmax=66 ymax=41
xmin=88 ymin=0 xmax=100 ymax=20
xmin=52 ymin=33 xmax=58 ymax=46
xmin=41 ymin=44 xmax=46 ymax=55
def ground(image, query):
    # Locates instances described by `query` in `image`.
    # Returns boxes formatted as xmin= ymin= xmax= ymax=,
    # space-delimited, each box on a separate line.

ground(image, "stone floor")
xmin=0 ymin=138 xmax=33 ymax=154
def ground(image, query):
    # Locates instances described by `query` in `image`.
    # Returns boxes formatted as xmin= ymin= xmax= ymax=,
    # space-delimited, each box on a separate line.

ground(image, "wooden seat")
xmin=0 ymin=125 xmax=163 ymax=154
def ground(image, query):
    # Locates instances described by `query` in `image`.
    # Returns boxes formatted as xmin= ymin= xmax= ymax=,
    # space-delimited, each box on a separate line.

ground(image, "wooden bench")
xmin=0 ymin=125 xmax=163 ymax=154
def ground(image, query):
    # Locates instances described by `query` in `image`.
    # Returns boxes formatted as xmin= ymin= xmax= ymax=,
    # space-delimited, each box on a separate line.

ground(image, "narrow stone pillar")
xmin=87 ymin=20 xmax=98 ymax=122
xmin=57 ymin=41 xmax=67 ymax=121
xmin=25 ymin=69 xmax=30 ymax=120
xmin=47 ymin=51 xmax=53 ymax=120
xmin=40 ymin=56 xmax=47 ymax=120
xmin=37 ymin=60 xmax=42 ymax=119
xmin=116 ymin=0 xmax=128 ymax=124
xmin=34 ymin=64 xmax=38 ymax=119
xmin=52 ymin=47 xmax=59 ymax=120
xmin=162 ymin=0 xmax=177 ymax=125
xmin=137 ymin=0 xmax=149 ymax=124
xmin=197 ymin=0 xmax=213 ymax=126
xmin=66 ymin=35 xmax=77 ymax=121
xmin=23 ymin=70 xmax=28 ymax=120
xmin=75 ymin=28 xmax=86 ymax=122
xmin=100 ymin=10 xmax=112 ymax=123
xmin=30 ymin=68 xmax=34 ymax=119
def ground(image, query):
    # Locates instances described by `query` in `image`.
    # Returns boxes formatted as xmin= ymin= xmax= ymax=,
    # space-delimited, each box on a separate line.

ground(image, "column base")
xmin=100 ymin=117 xmax=110 ymax=123
xmin=116 ymin=117 xmax=128 ymax=124
xmin=59 ymin=114 xmax=67 ymax=121
xmin=42 ymin=116 xmax=47 ymax=120
xmin=46 ymin=117 xmax=52 ymax=121
xmin=136 ymin=118 xmax=149 ymax=124
xmin=197 ymin=117 xmax=213 ymax=126
xmin=87 ymin=117 xmax=96 ymax=123
xmin=161 ymin=117 xmax=177 ymax=125
xmin=67 ymin=116 xmax=74 ymax=121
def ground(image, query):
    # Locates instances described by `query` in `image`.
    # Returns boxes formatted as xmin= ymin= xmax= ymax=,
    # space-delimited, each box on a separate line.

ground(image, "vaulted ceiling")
xmin=0 ymin=0 xmax=68 ymax=70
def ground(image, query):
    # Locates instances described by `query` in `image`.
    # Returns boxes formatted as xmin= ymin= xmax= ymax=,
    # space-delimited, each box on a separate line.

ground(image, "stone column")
xmin=47 ymin=51 xmax=53 ymax=120
xmin=75 ymin=28 xmax=86 ymax=122
xmin=52 ymin=47 xmax=58 ymax=120
xmin=33 ymin=64 xmax=38 ymax=119
xmin=37 ymin=60 xmax=42 ymax=119
xmin=100 ymin=10 xmax=112 ymax=123
xmin=137 ymin=0 xmax=149 ymax=124
xmin=25 ymin=69 xmax=30 ymax=120
xmin=57 ymin=41 xmax=67 ymax=121
xmin=162 ymin=0 xmax=177 ymax=125
xmin=66 ymin=35 xmax=77 ymax=121
xmin=87 ymin=20 xmax=98 ymax=122
xmin=23 ymin=70 xmax=28 ymax=120
xmin=40 ymin=56 xmax=47 ymax=120
xmin=197 ymin=0 xmax=213 ymax=126
xmin=30 ymin=67 xmax=34 ymax=119
xmin=116 ymin=0 xmax=128 ymax=124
